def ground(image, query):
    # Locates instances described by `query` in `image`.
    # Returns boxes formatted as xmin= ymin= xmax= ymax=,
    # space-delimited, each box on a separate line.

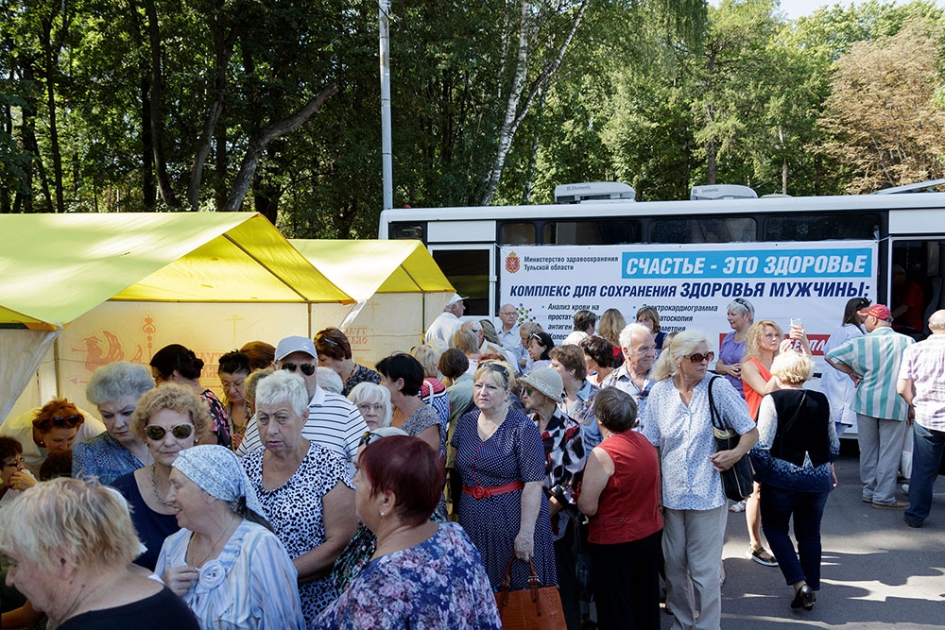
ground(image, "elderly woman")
xmin=0 ymin=477 xmax=199 ymax=630
xmin=451 ymin=361 xmax=556 ymax=590
xmin=551 ymin=343 xmax=602 ymax=448
xmin=241 ymin=370 xmax=357 ymax=624
xmin=641 ymin=330 xmax=757 ymax=630
xmin=0 ymin=398 xmax=104 ymax=478
xmin=453 ymin=328 xmax=482 ymax=375
xmin=314 ymin=436 xmax=501 ymax=629
xmin=714 ymin=297 xmax=755 ymax=398
xmin=578 ymin=388 xmax=663 ymax=630
xmin=156 ymin=446 xmax=305 ymax=629
xmin=330 ymin=427 xmax=408 ymax=595
xmin=526 ymin=331 xmax=555 ymax=373
xmin=519 ymin=367 xmax=586 ymax=629
xmin=347 ymin=382 xmax=393 ymax=430
xmin=750 ymin=351 xmax=838 ymax=611
xmin=244 ymin=367 xmax=273 ymax=418
xmin=74 ymin=361 xmax=155 ymax=484
xmin=376 ymin=353 xmax=443 ymax=455
xmin=315 ymin=327 xmax=381 ymax=396
xmin=0 ymin=437 xmax=34 ymax=506
xmin=218 ymin=351 xmax=252 ymax=449
xmin=410 ymin=343 xmax=451 ymax=433
xmin=581 ymin=336 xmax=615 ymax=387
xmin=150 ymin=343 xmax=230 ymax=448
xmin=110 ymin=383 xmax=210 ymax=570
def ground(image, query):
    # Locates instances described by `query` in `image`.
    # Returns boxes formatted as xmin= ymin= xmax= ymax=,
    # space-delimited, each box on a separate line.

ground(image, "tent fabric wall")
xmin=0 ymin=329 xmax=58 ymax=422
xmin=0 ymin=214 xmax=355 ymax=422
xmin=289 ymin=240 xmax=454 ymax=365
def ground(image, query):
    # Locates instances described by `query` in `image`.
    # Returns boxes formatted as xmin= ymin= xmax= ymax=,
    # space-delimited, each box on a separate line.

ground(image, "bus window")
xmin=650 ymin=217 xmax=756 ymax=243
xmin=430 ymin=248 xmax=491 ymax=317
xmin=499 ymin=222 xmax=538 ymax=245
xmin=764 ymin=214 xmax=881 ymax=242
xmin=389 ymin=222 xmax=425 ymax=241
xmin=542 ymin=219 xmax=641 ymax=245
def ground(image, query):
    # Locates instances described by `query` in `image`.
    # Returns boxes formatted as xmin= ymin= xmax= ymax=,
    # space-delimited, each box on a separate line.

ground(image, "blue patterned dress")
xmin=451 ymin=408 xmax=556 ymax=590
xmin=312 ymin=523 xmax=501 ymax=630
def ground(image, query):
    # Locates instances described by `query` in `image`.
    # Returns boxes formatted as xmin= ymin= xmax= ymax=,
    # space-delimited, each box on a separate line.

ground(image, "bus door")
xmin=427 ymin=244 xmax=495 ymax=319
xmin=889 ymin=237 xmax=945 ymax=338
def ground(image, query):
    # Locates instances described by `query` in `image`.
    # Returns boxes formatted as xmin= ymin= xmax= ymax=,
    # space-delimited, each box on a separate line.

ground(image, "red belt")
xmin=463 ymin=481 xmax=524 ymax=500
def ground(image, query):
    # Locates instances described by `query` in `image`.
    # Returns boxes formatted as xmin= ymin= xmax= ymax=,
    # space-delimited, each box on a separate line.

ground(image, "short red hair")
xmin=359 ymin=436 xmax=444 ymax=526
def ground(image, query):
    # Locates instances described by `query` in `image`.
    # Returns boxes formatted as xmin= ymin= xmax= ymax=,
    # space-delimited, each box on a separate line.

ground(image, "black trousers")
xmin=588 ymin=529 xmax=662 ymax=630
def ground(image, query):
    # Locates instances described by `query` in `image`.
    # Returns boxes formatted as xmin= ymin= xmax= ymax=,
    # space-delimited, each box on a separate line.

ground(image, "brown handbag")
xmin=493 ymin=555 xmax=567 ymax=630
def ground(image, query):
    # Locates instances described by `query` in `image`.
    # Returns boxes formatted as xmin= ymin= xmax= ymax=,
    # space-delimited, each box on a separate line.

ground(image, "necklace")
xmin=150 ymin=466 xmax=176 ymax=509
xmin=188 ymin=518 xmax=238 ymax=568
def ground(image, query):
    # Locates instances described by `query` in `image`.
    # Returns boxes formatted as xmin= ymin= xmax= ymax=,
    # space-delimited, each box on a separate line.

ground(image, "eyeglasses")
xmin=357 ymin=403 xmax=386 ymax=413
xmin=219 ymin=361 xmax=249 ymax=375
xmin=359 ymin=430 xmax=380 ymax=448
xmin=50 ymin=414 xmax=83 ymax=428
xmin=685 ymin=352 xmax=715 ymax=364
xmin=281 ymin=362 xmax=316 ymax=376
xmin=524 ymin=387 xmax=535 ymax=396
xmin=144 ymin=423 xmax=195 ymax=441
xmin=2 ymin=458 xmax=24 ymax=469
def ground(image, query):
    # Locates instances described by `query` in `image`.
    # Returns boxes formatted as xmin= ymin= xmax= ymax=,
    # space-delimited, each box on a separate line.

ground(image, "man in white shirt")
xmin=424 ymin=293 xmax=466 ymax=344
xmin=237 ymin=336 xmax=366 ymax=473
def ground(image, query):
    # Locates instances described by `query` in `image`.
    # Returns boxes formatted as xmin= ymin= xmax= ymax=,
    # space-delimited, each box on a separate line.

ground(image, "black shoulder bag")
xmin=708 ymin=376 xmax=754 ymax=502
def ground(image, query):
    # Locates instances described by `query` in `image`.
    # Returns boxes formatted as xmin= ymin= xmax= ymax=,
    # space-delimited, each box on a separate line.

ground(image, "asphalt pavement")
xmin=660 ymin=442 xmax=945 ymax=629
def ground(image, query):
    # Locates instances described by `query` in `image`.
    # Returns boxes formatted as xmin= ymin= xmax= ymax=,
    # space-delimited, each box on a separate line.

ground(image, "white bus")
xmin=380 ymin=183 xmax=945 ymax=335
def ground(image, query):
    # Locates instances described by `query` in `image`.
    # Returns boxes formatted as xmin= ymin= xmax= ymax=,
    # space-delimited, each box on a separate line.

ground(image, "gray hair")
xmin=929 ymin=310 xmax=945 ymax=331
xmin=727 ymin=298 xmax=755 ymax=319
xmin=255 ymin=370 xmax=309 ymax=417
xmin=770 ymin=350 xmax=814 ymax=384
xmin=618 ymin=323 xmax=653 ymax=351
xmin=348 ymin=382 xmax=393 ymax=428
xmin=86 ymin=362 xmax=154 ymax=406
xmin=317 ymin=367 xmax=344 ymax=394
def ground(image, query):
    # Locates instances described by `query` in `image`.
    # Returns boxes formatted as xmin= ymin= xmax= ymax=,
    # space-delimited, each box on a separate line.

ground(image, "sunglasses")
xmin=2 ymin=457 xmax=24 ymax=469
xmin=145 ymin=423 xmax=195 ymax=441
xmin=51 ymin=414 xmax=83 ymax=428
xmin=219 ymin=360 xmax=249 ymax=375
xmin=281 ymin=362 xmax=316 ymax=376
xmin=359 ymin=430 xmax=380 ymax=448
xmin=686 ymin=352 xmax=715 ymax=364
xmin=316 ymin=334 xmax=341 ymax=348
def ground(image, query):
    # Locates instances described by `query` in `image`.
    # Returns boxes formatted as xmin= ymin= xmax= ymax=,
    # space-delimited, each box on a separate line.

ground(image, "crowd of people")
xmin=0 ymin=292 xmax=938 ymax=630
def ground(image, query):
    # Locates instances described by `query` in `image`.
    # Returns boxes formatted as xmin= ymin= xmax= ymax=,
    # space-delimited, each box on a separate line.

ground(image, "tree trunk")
xmin=222 ymin=84 xmax=338 ymax=212
xmin=40 ymin=18 xmax=64 ymax=213
xmin=144 ymin=0 xmax=179 ymax=207
xmin=481 ymin=0 xmax=589 ymax=206
xmin=141 ymin=75 xmax=156 ymax=207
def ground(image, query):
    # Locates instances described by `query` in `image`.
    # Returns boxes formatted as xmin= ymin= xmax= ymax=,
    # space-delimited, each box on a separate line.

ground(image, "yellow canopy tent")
xmin=1 ymin=213 xmax=354 ymax=421
xmin=290 ymin=239 xmax=454 ymax=364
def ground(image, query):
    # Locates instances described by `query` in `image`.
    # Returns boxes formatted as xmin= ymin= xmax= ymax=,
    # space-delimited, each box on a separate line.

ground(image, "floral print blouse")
xmin=312 ymin=523 xmax=501 ymax=630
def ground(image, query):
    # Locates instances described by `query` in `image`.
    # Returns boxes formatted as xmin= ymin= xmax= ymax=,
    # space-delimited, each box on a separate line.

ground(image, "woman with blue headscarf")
xmin=155 ymin=445 xmax=304 ymax=630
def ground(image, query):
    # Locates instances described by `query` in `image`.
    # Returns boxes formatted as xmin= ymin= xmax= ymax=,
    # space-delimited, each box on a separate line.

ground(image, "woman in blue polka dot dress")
xmin=450 ymin=361 xmax=556 ymax=590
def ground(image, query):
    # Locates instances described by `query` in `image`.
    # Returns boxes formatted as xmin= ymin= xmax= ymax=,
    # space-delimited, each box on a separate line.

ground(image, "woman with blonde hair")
xmin=0 ymin=477 xmax=199 ymax=629
xmin=410 ymin=343 xmax=450 ymax=435
xmin=598 ymin=308 xmax=627 ymax=368
xmin=642 ymin=330 xmax=757 ymax=630
xmin=110 ymin=383 xmax=211 ymax=570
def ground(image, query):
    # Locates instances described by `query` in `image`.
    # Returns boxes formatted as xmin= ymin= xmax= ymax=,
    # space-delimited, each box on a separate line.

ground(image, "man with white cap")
xmin=237 ymin=336 xmax=367 ymax=473
xmin=425 ymin=293 xmax=466 ymax=344
xmin=826 ymin=304 xmax=914 ymax=509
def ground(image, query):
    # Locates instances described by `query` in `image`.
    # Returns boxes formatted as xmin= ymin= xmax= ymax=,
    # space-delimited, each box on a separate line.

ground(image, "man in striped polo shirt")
xmin=237 ymin=336 xmax=367 ymax=477
xmin=826 ymin=304 xmax=915 ymax=509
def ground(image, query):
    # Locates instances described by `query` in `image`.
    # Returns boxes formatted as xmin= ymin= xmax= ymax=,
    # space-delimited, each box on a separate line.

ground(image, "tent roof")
xmin=289 ymin=239 xmax=454 ymax=300
xmin=0 ymin=213 xmax=354 ymax=330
